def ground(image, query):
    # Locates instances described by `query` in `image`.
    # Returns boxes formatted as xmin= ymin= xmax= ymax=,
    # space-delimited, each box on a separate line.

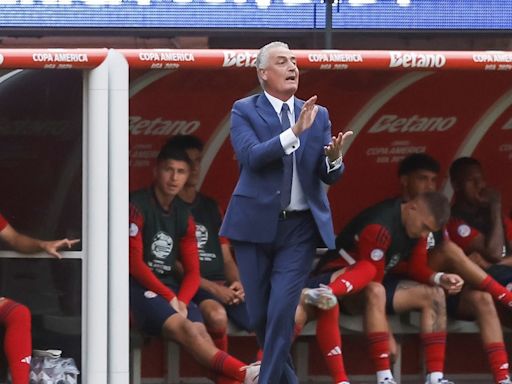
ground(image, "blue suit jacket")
xmin=220 ymin=93 xmax=344 ymax=249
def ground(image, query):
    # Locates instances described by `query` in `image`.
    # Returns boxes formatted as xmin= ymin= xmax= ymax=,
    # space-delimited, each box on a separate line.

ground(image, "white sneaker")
xmin=499 ymin=377 xmax=512 ymax=384
xmin=303 ymin=284 xmax=337 ymax=310
xmin=425 ymin=375 xmax=455 ymax=384
xmin=242 ymin=361 xmax=260 ymax=384
xmin=378 ymin=378 xmax=397 ymax=384
xmin=338 ymin=382 xmax=351 ymax=384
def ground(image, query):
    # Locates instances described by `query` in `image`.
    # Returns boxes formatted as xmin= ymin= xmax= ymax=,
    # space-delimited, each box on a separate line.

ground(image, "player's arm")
xmin=405 ymin=239 xmax=434 ymax=284
xmin=222 ymin=240 xmax=240 ymax=284
xmin=222 ymin=240 xmax=245 ymax=303
xmin=129 ymin=204 xmax=176 ymax=301
xmin=354 ymin=223 xmax=391 ymax=283
xmin=0 ymin=219 xmax=78 ymax=258
xmin=324 ymin=224 xmax=387 ymax=297
xmin=479 ymin=188 xmax=506 ymax=262
xmin=173 ymin=248 xmax=240 ymax=305
xmin=407 ymin=239 xmax=463 ymax=294
xmin=447 ymin=217 xmax=502 ymax=264
xmin=177 ymin=216 xmax=201 ymax=305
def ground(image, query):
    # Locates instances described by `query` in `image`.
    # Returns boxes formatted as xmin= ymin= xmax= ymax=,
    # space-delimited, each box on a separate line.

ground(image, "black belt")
xmin=278 ymin=210 xmax=310 ymax=220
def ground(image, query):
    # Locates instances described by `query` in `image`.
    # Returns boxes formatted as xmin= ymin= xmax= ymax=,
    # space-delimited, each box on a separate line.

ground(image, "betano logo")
xmin=389 ymin=51 xmax=446 ymax=68
xmin=223 ymin=51 xmax=257 ymax=67
xmin=368 ymin=114 xmax=457 ymax=133
xmin=129 ymin=116 xmax=200 ymax=136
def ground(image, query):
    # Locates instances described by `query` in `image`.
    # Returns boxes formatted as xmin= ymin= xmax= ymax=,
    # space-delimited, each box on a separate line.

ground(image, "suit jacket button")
xmin=276 ymin=190 xmax=280 ymax=194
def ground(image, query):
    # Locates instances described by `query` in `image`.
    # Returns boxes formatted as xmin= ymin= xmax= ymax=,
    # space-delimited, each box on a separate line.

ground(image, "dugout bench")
xmin=130 ymin=314 xmax=482 ymax=384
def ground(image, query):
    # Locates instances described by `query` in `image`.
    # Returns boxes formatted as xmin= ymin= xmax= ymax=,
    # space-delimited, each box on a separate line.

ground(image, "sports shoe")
xmin=424 ymin=374 xmax=455 ymax=384
xmin=303 ymin=284 xmax=337 ymax=310
xmin=338 ymin=382 xmax=351 ymax=384
xmin=242 ymin=361 xmax=260 ymax=384
xmin=499 ymin=377 xmax=512 ymax=384
xmin=378 ymin=378 xmax=397 ymax=384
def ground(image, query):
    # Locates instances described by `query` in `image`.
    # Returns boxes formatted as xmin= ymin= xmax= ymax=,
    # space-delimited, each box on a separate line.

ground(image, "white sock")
xmin=376 ymin=369 xmax=393 ymax=382
xmin=427 ymin=371 xmax=443 ymax=383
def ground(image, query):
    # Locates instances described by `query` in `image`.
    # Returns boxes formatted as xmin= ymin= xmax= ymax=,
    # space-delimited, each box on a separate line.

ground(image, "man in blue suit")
xmin=220 ymin=41 xmax=353 ymax=384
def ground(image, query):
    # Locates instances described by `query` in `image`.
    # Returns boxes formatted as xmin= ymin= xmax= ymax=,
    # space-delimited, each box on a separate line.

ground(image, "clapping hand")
xmin=324 ymin=131 xmax=353 ymax=163
xmin=292 ymin=96 xmax=319 ymax=136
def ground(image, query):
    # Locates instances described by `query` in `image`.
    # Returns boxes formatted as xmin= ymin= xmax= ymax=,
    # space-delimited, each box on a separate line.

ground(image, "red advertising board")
xmin=129 ymin=68 xmax=512 ymax=232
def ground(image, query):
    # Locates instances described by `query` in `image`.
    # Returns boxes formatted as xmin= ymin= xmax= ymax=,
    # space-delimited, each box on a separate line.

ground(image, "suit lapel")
xmin=295 ymin=98 xmax=310 ymax=163
xmin=256 ymin=94 xmax=282 ymax=139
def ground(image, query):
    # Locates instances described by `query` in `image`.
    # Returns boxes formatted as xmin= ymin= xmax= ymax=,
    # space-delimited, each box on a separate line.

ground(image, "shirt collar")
xmin=264 ymin=91 xmax=295 ymax=117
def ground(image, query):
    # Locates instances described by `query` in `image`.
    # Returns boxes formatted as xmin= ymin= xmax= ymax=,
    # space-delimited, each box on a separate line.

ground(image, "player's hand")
xmin=229 ymin=281 xmax=245 ymax=303
xmin=324 ymin=130 xmax=353 ymax=163
xmin=439 ymin=273 xmax=464 ymax=295
xmin=170 ymin=297 xmax=188 ymax=318
xmin=478 ymin=188 xmax=501 ymax=208
xmin=214 ymin=285 xmax=240 ymax=305
xmin=40 ymin=238 xmax=80 ymax=259
xmin=292 ymin=96 xmax=318 ymax=136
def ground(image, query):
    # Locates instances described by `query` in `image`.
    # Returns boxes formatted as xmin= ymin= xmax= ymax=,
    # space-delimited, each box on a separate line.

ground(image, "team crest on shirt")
xmin=144 ymin=290 xmax=157 ymax=299
xmin=151 ymin=231 xmax=173 ymax=259
xmin=370 ymin=249 xmax=384 ymax=261
xmin=129 ymin=223 xmax=139 ymax=237
xmin=195 ymin=224 xmax=209 ymax=250
xmin=457 ymin=224 xmax=471 ymax=238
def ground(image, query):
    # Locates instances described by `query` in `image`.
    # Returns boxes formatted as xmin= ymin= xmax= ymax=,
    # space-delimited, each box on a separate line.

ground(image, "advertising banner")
xmin=129 ymin=68 xmax=512 ymax=232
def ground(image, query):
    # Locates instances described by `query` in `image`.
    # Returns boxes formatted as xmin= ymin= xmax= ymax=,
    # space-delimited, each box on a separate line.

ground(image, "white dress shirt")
xmin=264 ymin=92 xmax=342 ymax=211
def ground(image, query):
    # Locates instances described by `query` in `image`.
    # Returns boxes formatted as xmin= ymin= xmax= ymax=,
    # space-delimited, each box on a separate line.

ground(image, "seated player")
xmin=447 ymin=156 xmax=512 ymax=269
xmin=165 ymin=135 xmax=251 ymax=353
xmin=129 ymin=143 xmax=259 ymax=383
xmin=0 ymin=211 xmax=79 ymax=384
xmin=393 ymin=153 xmax=511 ymax=384
xmin=447 ymin=157 xmax=512 ymax=327
xmin=310 ymin=192 xmax=463 ymax=384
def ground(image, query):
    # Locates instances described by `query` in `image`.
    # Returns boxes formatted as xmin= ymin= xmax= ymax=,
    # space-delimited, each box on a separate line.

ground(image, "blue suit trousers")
xmin=233 ymin=212 xmax=318 ymax=384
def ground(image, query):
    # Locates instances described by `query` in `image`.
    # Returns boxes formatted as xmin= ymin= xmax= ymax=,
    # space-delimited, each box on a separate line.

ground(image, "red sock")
xmin=208 ymin=327 xmax=228 ymax=352
xmin=421 ymin=332 xmax=447 ymax=373
xmin=256 ymin=349 xmax=263 ymax=362
xmin=367 ymin=332 xmax=391 ymax=371
xmin=485 ymin=342 xmax=510 ymax=383
xmin=479 ymin=276 xmax=512 ymax=309
xmin=0 ymin=300 xmax=32 ymax=384
xmin=328 ymin=260 xmax=376 ymax=296
xmin=210 ymin=351 xmax=245 ymax=381
xmin=316 ymin=305 xmax=349 ymax=383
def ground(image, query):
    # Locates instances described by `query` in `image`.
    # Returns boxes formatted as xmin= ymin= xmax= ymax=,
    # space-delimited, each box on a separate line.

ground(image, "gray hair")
xmin=418 ymin=191 xmax=451 ymax=229
xmin=255 ymin=41 xmax=290 ymax=88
